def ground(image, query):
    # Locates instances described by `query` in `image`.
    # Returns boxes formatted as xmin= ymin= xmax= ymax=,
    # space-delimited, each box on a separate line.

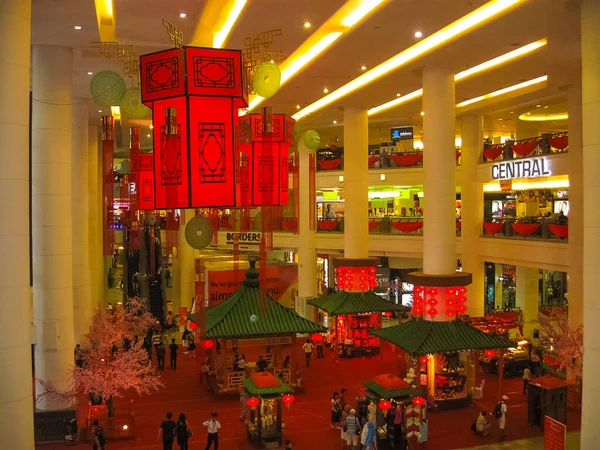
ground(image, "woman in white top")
xmin=330 ymin=391 xmax=342 ymax=429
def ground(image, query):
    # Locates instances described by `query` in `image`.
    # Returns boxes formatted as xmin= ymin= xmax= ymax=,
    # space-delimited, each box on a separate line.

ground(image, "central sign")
xmin=491 ymin=156 xmax=551 ymax=180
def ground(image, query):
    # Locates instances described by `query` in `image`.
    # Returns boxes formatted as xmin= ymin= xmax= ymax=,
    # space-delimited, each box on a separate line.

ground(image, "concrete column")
xmin=297 ymin=140 xmax=317 ymax=319
xmin=88 ymin=126 xmax=103 ymax=308
xmin=460 ymin=115 xmax=484 ymax=317
xmin=179 ymin=210 xmax=195 ymax=310
xmin=343 ymin=108 xmax=369 ymax=259
xmin=32 ymin=45 xmax=75 ymax=410
xmin=581 ymin=0 xmax=600 ymax=445
xmin=0 ymin=0 xmax=34 ymax=447
xmin=516 ymin=266 xmax=539 ymax=339
xmin=422 ymin=67 xmax=456 ymax=275
xmin=567 ymin=86 xmax=583 ymax=331
xmin=494 ymin=264 xmax=504 ymax=309
xmin=72 ymin=99 xmax=91 ymax=343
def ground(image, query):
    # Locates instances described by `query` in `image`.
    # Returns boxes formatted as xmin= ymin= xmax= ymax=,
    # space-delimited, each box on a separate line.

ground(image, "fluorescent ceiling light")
xmin=456 ymin=75 xmax=547 ymax=108
xmin=293 ymin=0 xmax=524 ymax=121
xmin=213 ymin=0 xmax=248 ymax=48
xmin=368 ymin=190 xmax=400 ymax=198
xmin=342 ymin=0 xmax=385 ymax=26
xmin=368 ymin=39 xmax=546 ymax=116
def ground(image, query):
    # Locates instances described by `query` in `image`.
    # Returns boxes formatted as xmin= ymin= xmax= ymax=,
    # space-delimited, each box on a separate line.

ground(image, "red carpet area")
xmin=38 ymin=342 xmax=580 ymax=450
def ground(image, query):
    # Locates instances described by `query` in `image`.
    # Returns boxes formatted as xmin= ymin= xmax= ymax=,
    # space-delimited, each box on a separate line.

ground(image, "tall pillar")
xmin=72 ymin=99 xmax=91 ymax=343
xmin=343 ymin=108 xmax=369 ymax=259
xmin=581 ymin=0 xmax=600 ymax=445
xmin=567 ymin=86 xmax=583 ymax=331
xmin=32 ymin=45 xmax=75 ymax=410
xmin=460 ymin=115 xmax=484 ymax=317
xmin=516 ymin=266 xmax=539 ymax=339
xmin=422 ymin=67 xmax=456 ymax=275
xmin=297 ymin=140 xmax=317 ymax=319
xmin=179 ymin=210 xmax=195 ymax=310
xmin=0 ymin=0 xmax=35 ymax=447
xmin=88 ymin=126 xmax=104 ymax=308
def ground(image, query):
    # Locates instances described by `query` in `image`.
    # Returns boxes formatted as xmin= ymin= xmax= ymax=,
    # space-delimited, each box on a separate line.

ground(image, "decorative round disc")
xmin=90 ymin=71 xmax=126 ymax=106
xmin=121 ymin=88 xmax=149 ymax=119
xmin=303 ymin=130 xmax=321 ymax=150
xmin=185 ymin=216 xmax=214 ymax=249
xmin=147 ymin=213 xmax=157 ymax=226
xmin=292 ymin=123 xmax=303 ymax=145
xmin=253 ymin=62 xmax=281 ymax=98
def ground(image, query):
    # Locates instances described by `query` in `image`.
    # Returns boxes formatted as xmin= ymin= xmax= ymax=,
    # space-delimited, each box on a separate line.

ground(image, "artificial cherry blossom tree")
xmin=37 ymin=297 xmax=163 ymax=405
xmin=537 ymin=307 xmax=583 ymax=378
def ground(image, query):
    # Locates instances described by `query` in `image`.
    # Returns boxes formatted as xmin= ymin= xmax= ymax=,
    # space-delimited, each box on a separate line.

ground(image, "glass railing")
xmin=482 ymin=218 xmax=568 ymax=242
xmin=482 ymin=132 xmax=568 ymax=163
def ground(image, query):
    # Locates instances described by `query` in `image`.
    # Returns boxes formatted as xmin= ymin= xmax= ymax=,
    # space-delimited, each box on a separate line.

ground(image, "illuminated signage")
xmin=491 ymin=156 xmax=551 ymax=180
xmin=390 ymin=126 xmax=414 ymax=141
xmin=225 ymin=232 xmax=261 ymax=245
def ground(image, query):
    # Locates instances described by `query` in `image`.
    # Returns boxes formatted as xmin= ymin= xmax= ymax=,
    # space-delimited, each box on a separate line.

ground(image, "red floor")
xmin=38 ymin=343 xmax=581 ymax=450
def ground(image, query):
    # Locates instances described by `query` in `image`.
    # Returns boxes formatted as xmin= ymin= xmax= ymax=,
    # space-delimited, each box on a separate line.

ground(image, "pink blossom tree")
xmin=537 ymin=307 xmax=583 ymax=378
xmin=37 ymin=297 xmax=163 ymax=405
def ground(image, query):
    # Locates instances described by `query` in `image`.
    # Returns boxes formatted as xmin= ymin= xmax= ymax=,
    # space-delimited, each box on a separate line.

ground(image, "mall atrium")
xmin=1 ymin=0 xmax=599 ymax=449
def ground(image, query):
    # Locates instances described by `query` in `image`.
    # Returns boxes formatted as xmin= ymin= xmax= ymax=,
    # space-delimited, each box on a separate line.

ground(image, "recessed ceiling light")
xmin=180 ymin=13 xmax=187 ymax=18
xmin=270 ymin=59 xmax=274 ymax=63
xmin=74 ymin=25 xmax=82 ymax=30
xmin=536 ymin=104 xmax=542 ymax=107
xmin=499 ymin=118 xmax=503 ymax=121
xmin=361 ymin=65 xmax=367 ymax=71
xmin=527 ymin=112 xmax=531 ymax=115
xmin=147 ymin=134 xmax=151 ymax=137
xmin=149 ymin=124 xmax=154 ymax=129
xmin=296 ymin=104 xmax=300 ymax=109
xmin=544 ymin=105 xmax=548 ymax=109
xmin=510 ymin=111 xmax=515 ymax=114
xmin=396 ymin=93 xmax=401 ymax=97
xmin=323 ymin=87 xmax=329 ymax=93
xmin=333 ymin=120 xmax=337 ymax=124
xmin=98 ymin=110 xmax=102 ymax=113
xmin=420 ymin=111 xmax=424 ymax=116
xmin=414 ymin=31 xmax=423 ymax=38
xmin=304 ymin=22 xmax=311 ymax=28
xmin=87 ymin=71 xmax=93 ymax=75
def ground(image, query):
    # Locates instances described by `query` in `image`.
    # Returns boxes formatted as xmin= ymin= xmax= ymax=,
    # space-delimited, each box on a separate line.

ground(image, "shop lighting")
xmin=518 ymin=112 xmax=568 ymax=122
xmin=483 ymin=178 xmax=569 ymax=192
xmin=339 ymin=175 xmax=344 ymax=182
xmin=380 ymin=173 xmax=386 ymax=181
xmin=368 ymin=39 xmax=546 ymax=116
xmin=456 ymin=75 xmax=547 ymax=108
xmin=304 ymin=22 xmax=311 ymax=28
xmin=294 ymin=0 xmax=524 ymax=120
xmin=213 ymin=0 xmax=248 ymax=48
xmin=368 ymin=190 xmax=399 ymax=198
xmin=74 ymin=25 xmax=82 ymax=30
xmin=180 ymin=13 xmax=187 ymax=18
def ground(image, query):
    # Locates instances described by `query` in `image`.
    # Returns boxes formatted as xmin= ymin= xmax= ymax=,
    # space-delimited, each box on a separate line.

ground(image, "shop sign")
xmin=543 ymin=416 xmax=566 ymax=450
xmin=491 ymin=156 xmax=551 ymax=180
xmin=390 ymin=126 xmax=414 ymax=141
xmin=265 ymin=336 xmax=292 ymax=345
xmin=375 ymin=268 xmax=390 ymax=293
xmin=225 ymin=232 xmax=261 ymax=245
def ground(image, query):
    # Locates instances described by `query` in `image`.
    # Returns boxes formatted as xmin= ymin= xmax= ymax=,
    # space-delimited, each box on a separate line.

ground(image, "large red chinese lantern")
xmin=140 ymin=47 xmax=248 ymax=209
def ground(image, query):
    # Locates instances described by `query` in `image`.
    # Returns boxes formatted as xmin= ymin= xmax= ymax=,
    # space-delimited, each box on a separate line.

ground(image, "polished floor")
xmin=38 ymin=341 xmax=580 ymax=450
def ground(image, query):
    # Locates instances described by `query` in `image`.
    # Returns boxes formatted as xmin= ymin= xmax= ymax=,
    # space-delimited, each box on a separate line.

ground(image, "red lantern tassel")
xmin=102 ymin=116 xmax=115 ymax=256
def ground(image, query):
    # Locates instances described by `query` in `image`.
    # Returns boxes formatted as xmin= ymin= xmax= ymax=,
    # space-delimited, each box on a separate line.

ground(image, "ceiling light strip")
xmin=94 ymin=0 xmax=116 ymax=42
xmin=456 ymin=75 xmax=548 ymax=108
xmin=368 ymin=38 xmax=546 ymax=116
xmin=213 ymin=0 xmax=248 ymax=48
xmin=293 ymin=0 xmax=523 ymax=121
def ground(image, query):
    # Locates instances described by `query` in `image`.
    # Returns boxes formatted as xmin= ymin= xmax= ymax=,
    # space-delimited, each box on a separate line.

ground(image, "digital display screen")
xmin=390 ymin=126 xmax=414 ymax=141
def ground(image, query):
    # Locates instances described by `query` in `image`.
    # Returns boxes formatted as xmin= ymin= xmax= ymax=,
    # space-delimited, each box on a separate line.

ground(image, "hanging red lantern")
xmin=457 ymin=295 xmax=468 ymax=303
xmin=378 ymin=400 xmax=392 ymax=416
xmin=484 ymin=349 xmax=495 ymax=357
xmin=384 ymin=311 xmax=393 ymax=318
xmin=427 ymin=308 xmax=438 ymax=316
xmin=412 ymin=396 xmax=425 ymax=406
xmin=419 ymin=356 xmax=429 ymax=365
xmin=413 ymin=295 xmax=424 ymax=305
xmin=457 ymin=286 xmax=468 ymax=294
xmin=189 ymin=321 xmax=198 ymax=330
xmin=445 ymin=287 xmax=456 ymax=296
xmin=246 ymin=397 xmax=260 ymax=409
xmin=414 ymin=286 xmax=424 ymax=295
xmin=427 ymin=298 xmax=438 ymax=306
xmin=457 ymin=304 xmax=467 ymax=314
xmin=202 ymin=340 xmax=214 ymax=349
xmin=413 ymin=305 xmax=424 ymax=315
xmin=311 ymin=333 xmax=323 ymax=342
xmin=446 ymin=309 xmax=456 ymax=317
xmin=427 ymin=288 xmax=438 ymax=296
xmin=369 ymin=266 xmax=376 ymax=274
xmin=282 ymin=393 xmax=295 ymax=410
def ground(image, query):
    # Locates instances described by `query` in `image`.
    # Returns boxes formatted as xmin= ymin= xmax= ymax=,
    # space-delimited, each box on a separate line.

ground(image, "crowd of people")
xmin=330 ymin=389 xmax=380 ymax=450
xmin=158 ymin=411 xmax=221 ymax=450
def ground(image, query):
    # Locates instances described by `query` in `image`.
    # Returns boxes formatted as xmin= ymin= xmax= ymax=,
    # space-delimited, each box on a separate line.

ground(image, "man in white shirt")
xmin=523 ymin=366 xmax=531 ymax=395
xmin=203 ymin=412 xmax=221 ymax=449
xmin=324 ymin=204 xmax=336 ymax=219
xmin=497 ymin=396 xmax=508 ymax=440
xmin=474 ymin=411 xmax=490 ymax=436
xmin=302 ymin=339 xmax=314 ymax=367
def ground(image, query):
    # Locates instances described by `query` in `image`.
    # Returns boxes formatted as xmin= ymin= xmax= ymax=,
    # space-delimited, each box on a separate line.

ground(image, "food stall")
xmin=191 ymin=261 xmax=326 ymax=397
xmin=242 ymin=372 xmax=294 ymax=448
xmin=371 ymin=318 xmax=513 ymax=409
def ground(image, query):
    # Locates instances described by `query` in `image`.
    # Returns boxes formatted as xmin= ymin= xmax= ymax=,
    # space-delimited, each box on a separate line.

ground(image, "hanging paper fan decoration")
xmin=253 ymin=61 xmax=281 ymax=98
xmin=292 ymin=123 xmax=303 ymax=145
xmin=185 ymin=216 xmax=214 ymax=249
xmin=303 ymin=130 xmax=321 ymax=150
xmin=90 ymin=71 xmax=126 ymax=106
xmin=120 ymin=88 xmax=150 ymax=119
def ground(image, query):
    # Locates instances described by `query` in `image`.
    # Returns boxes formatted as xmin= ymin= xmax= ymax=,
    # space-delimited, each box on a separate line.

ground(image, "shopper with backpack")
xmin=494 ymin=396 xmax=508 ymax=440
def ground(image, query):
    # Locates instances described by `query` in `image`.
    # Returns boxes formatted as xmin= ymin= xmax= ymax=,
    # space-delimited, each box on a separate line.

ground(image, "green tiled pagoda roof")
xmin=202 ymin=286 xmax=327 ymax=339
xmin=362 ymin=380 xmax=420 ymax=400
xmin=370 ymin=319 xmax=513 ymax=355
xmin=243 ymin=377 xmax=294 ymax=396
xmin=307 ymin=291 xmax=406 ymax=315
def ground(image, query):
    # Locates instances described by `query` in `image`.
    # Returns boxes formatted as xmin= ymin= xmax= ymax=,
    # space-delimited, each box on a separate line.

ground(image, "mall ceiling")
xmin=31 ymin=0 xmax=578 ymax=146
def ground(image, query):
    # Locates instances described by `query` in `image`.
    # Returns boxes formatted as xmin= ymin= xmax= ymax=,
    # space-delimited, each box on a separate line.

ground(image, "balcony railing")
xmin=482 ymin=132 xmax=568 ymax=163
xmin=482 ymin=218 xmax=568 ymax=241
xmin=316 ymin=217 xmax=462 ymax=236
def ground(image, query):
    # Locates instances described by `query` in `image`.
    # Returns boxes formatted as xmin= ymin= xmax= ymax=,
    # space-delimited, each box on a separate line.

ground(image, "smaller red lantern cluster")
xmin=413 ymin=286 xmax=424 ymax=315
xmin=426 ymin=287 xmax=439 ymax=317
xmin=412 ymin=285 xmax=468 ymax=317
xmin=282 ymin=394 xmax=295 ymax=405
xmin=335 ymin=266 xmax=376 ymax=292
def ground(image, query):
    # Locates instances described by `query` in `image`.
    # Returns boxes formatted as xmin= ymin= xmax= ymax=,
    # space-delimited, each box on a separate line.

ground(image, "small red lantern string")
xmin=427 ymin=287 xmax=438 ymax=317
xmin=413 ymin=286 xmax=424 ymax=316
xmin=384 ymin=311 xmax=393 ymax=318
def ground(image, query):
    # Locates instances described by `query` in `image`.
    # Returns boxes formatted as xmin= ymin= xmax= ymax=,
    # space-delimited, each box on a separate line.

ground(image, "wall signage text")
xmin=491 ymin=156 xmax=551 ymax=180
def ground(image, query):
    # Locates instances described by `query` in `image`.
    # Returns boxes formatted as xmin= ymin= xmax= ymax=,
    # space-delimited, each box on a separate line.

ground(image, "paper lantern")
xmin=427 ymin=288 xmax=438 ymax=296
xmin=303 ymin=130 xmax=321 ymax=150
xmin=202 ymin=340 xmax=214 ymax=349
xmin=412 ymin=397 xmax=425 ymax=406
xmin=246 ymin=397 xmax=260 ymax=409
xmin=413 ymin=305 xmax=424 ymax=315
xmin=253 ymin=61 xmax=281 ymax=98
xmin=427 ymin=308 xmax=438 ymax=316
xmin=457 ymin=286 xmax=467 ymax=294
xmin=484 ymin=349 xmax=495 ymax=358
xmin=189 ymin=321 xmax=198 ymax=330
xmin=419 ymin=356 xmax=429 ymax=365
xmin=457 ymin=304 xmax=467 ymax=314
xmin=140 ymin=47 xmax=248 ymax=209
xmin=414 ymin=286 xmax=424 ymax=295
xmin=378 ymin=400 xmax=392 ymax=416
xmin=238 ymin=109 xmax=294 ymax=206
xmin=311 ymin=333 xmax=323 ymax=342
xmin=282 ymin=394 xmax=295 ymax=410
xmin=384 ymin=311 xmax=393 ymax=318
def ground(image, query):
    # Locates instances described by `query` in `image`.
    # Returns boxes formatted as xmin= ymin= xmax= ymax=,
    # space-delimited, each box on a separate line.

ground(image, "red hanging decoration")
xmin=419 ymin=356 xmax=429 ymax=365
xmin=102 ymin=116 xmax=115 ymax=256
xmin=202 ymin=339 xmax=214 ymax=349
xmin=412 ymin=396 xmax=425 ymax=406
xmin=311 ymin=333 xmax=323 ymax=342
xmin=484 ymin=349 xmax=495 ymax=358
xmin=246 ymin=397 xmax=260 ymax=409
xmin=282 ymin=393 xmax=295 ymax=410
xmin=378 ymin=400 xmax=392 ymax=415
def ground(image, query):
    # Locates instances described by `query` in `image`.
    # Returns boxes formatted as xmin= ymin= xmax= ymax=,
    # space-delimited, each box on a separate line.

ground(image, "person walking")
xmin=523 ymin=366 xmax=531 ymax=395
xmin=92 ymin=420 xmax=106 ymax=450
xmin=203 ymin=412 xmax=221 ymax=450
xmin=494 ymin=395 xmax=508 ymax=440
xmin=316 ymin=336 xmax=324 ymax=358
xmin=330 ymin=391 xmax=342 ymax=429
xmin=187 ymin=334 xmax=196 ymax=359
xmin=344 ymin=409 xmax=361 ymax=450
xmin=175 ymin=413 xmax=192 ymax=450
xmin=74 ymin=344 xmax=84 ymax=368
xmin=157 ymin=412 xmax=177 ymax=450
xmin=302 ymin=339 xmax=314 ymax=367
xmin=361 ymin=421 xmax=376 ymax=450
xmin=169 ymin=338 xmax=179 ymax=369
xmin=156 ymin=341 xmax=166 ymax=370
xmin=256 ymin=354 xmax=269 ymax=372
xmin=341 ymin=404 xmax=350 ymax=449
